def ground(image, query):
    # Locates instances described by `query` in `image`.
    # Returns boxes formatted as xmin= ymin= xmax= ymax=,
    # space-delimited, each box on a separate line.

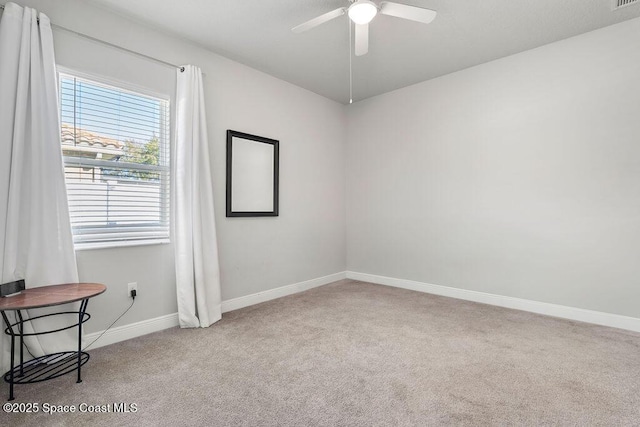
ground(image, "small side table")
xmin=0 ymin=283 xmax=106 ymax=400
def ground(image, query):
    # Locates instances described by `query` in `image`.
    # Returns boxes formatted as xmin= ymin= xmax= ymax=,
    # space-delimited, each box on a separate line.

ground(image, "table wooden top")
xmin=0 ymin=283 xmax=106 ymax=311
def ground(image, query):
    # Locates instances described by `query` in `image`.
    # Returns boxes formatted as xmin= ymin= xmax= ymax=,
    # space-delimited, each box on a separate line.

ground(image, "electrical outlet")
xmin=127 ymin=282 xmax=138 ymax=298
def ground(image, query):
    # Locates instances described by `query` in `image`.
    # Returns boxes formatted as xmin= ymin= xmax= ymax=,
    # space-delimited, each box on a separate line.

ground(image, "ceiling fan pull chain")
xmin=349 ymin=19 xmax=353 ymax=104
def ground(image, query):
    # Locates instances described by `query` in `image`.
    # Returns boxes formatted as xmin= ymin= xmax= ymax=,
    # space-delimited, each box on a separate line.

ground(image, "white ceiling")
xmin=87 ymin=0 xmax=640 ymax=104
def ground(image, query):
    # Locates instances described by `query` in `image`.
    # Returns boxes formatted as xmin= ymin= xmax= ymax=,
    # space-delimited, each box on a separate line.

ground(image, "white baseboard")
xmin=83 ymin=312 xmax=179 ymax=350
xmin=221 ymin=271 xmax=347 ymax=313
xmin=346 ymin=271 xmax=640 ymax=333
xmin=84 ymin=271 xmax=347 ymax=349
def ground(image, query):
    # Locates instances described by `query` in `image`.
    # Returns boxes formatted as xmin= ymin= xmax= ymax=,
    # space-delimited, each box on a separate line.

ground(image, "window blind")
xmin=59 ymin=73 xmax=170 ymax=246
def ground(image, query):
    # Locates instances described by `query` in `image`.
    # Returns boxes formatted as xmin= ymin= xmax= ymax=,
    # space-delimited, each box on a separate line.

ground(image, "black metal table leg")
xmin=9 ymin=333 xmax=14 ymax=400
xmin=77 ymin=299 xmax=88 ymax=384
xmin=1 ymin=311 xmax=15 ymax=401
xmin=16 ymin=310 xmax=24 ymax=377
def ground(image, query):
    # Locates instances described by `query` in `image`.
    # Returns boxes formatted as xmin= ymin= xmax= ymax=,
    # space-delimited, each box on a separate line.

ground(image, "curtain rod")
xmin=0 ymin=3 xmax=184 ymax=72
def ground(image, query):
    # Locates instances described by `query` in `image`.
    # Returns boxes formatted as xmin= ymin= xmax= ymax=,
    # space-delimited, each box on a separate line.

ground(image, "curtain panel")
xmin=173 ymin=65 xmax=222 ymax=328
xmin=0 ymin=2 xmax=79 ymax=372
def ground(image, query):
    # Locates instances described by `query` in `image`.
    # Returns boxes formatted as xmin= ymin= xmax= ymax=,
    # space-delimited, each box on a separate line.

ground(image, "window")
xmin=59 ymin=72 xmax=170 ymax=247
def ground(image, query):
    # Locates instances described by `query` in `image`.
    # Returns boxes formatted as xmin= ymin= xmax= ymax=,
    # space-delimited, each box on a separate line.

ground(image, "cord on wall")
xmin=82 ymin=298 xmax=135 ymax=351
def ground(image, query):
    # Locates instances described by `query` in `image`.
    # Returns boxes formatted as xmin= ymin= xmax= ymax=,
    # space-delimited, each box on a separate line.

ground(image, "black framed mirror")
xmin=226 ymin=130 xmax=279 ymax=217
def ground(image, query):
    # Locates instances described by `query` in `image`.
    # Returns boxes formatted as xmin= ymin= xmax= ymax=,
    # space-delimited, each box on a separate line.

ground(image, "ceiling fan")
xmin=292 ymin=0 xmax=437 ymax=56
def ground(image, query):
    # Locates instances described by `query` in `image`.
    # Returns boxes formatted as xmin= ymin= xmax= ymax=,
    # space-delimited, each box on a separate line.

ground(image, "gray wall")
xmin=6 ymin=0 xmax=346 ymax=333
xmin=3 ymin=1 xmax=639 ymax=335
xmin=347 ymin=17 xmax=640 ymax=318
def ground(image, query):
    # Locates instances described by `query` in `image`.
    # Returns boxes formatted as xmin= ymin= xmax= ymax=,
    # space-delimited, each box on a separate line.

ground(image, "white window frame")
xmin=57 ymin=67 xmax=171 ymax=250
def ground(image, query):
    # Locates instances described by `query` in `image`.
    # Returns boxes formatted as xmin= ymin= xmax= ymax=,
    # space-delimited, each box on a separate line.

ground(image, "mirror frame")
xmin=226 ymin=130 xmax=279 ymax=217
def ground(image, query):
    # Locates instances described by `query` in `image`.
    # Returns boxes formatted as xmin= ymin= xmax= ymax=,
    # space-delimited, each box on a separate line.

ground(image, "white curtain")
xmin=0 ymin=3 xmax=79 ymax=372
xmin=173 ymin=65 xmax=222 ymax=328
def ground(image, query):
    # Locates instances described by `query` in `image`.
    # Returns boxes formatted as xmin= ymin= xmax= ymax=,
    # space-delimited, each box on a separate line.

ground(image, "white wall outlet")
xmin=127 ymin=282 xmax=138 ymax=297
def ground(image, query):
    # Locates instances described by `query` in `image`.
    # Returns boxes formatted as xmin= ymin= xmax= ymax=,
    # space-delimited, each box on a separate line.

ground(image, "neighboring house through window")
xmin=59 ymin=71 xmax=170 ymax=247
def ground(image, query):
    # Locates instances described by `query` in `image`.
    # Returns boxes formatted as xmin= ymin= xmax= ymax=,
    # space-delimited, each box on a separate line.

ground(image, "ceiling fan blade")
xmin=354 ymin=23 xmax=369 ymax=56
xmin=379 ymin=1 xmax=437 ymax=24
xmin=292 ymin=8 xmax=347 ymax=33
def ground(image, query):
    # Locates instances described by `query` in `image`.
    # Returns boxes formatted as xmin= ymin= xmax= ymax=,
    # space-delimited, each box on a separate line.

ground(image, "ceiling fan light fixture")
xmin=348 ymin=1 xmax=378 ymax=25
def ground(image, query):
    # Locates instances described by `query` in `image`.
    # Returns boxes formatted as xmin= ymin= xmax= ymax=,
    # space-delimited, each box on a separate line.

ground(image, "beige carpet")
xmin=5 ymin=279 xmax=640 ymax=426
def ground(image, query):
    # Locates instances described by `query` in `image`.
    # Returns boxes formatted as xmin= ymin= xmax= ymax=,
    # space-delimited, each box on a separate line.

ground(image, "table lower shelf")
xmin=4 ymin=351 xmax=89 ymax=384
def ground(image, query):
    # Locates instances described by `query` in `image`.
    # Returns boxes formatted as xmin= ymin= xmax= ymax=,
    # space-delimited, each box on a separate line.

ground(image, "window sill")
xmin=74 ymin=238 xmax=170 ymax=251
